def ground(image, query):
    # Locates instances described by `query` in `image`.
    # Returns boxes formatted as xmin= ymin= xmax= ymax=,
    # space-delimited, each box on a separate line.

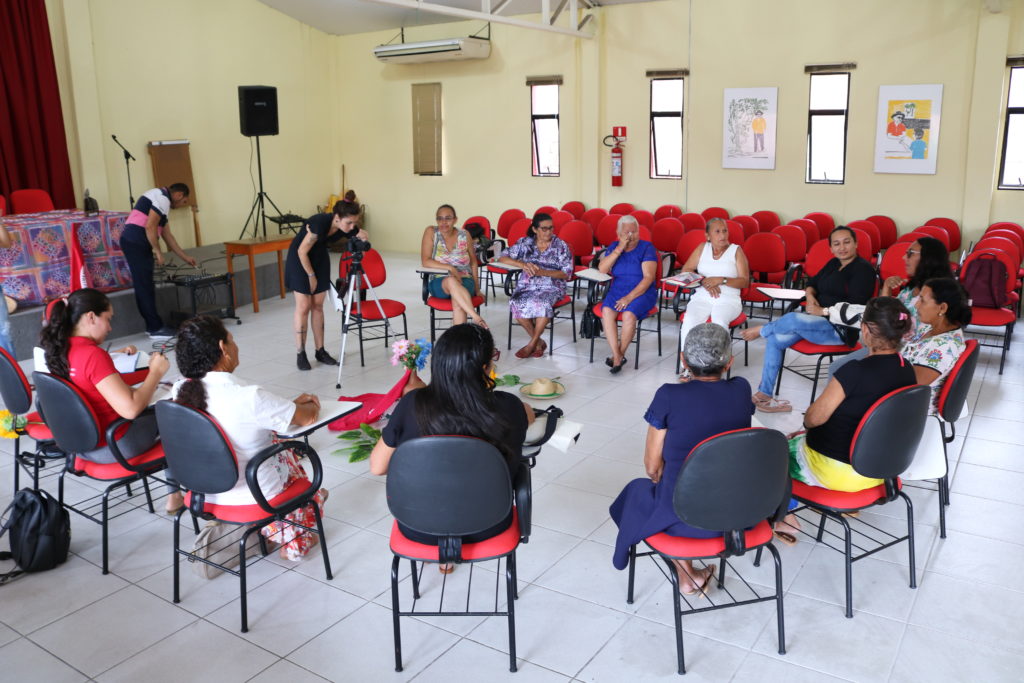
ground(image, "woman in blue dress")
xmin=497 ymin=213 xmax=574 ymax=358
xmin=609 ymin=323 xmax=754 ymax=595
xmin=598 ymin=215 xmax=659 ymax=373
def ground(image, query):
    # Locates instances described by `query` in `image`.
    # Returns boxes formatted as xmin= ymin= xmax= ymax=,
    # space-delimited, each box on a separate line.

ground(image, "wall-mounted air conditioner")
xmin=373 ymin=37 xmax=490 ymax=64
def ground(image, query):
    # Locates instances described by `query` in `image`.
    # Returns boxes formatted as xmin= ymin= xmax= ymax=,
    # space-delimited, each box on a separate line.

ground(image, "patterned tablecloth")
xmin=0 ymin=210 xmax=131 ymax=307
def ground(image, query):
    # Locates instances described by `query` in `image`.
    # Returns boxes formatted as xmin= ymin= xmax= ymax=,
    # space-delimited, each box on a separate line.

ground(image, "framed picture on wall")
xmin=722 ymin=87 xmax=777 ymax=170
xmin=873 ymin=84 xmax=943 ymax=174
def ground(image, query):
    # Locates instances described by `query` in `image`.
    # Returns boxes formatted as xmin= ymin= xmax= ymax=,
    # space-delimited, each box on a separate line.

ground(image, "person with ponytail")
xmin=39 ymin=289 xmax=177 ymax=507
xmin=171 ymin=315 xmax=326 ymax=560
xmin=369 ymin=323 xmax=534 ymax=571
xmin=902 ymin=278 xmax=971 ymax=413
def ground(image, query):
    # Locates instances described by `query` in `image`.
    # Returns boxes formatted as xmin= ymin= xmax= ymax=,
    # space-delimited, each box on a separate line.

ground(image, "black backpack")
xmin=0 ymin=489 xmax=71 ymax=584
xmin=960 ymin=253 xmax=1008 ymax=309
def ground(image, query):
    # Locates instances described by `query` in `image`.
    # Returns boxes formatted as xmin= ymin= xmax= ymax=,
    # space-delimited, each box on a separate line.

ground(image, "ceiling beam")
xmin=363 ymin=0 xmax=595 ymax=38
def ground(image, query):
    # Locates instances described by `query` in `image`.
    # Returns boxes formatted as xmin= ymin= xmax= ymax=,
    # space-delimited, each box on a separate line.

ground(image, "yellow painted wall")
xmin=48 ymin=0 xmax=337 ymax=249
xmin=46 ymin=0 xmax=1023 ymax=254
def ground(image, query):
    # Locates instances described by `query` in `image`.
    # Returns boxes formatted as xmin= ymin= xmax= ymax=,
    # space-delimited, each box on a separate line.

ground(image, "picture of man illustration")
xmin=886 ymin=111 xmax=911 ymax=151
xmin=751 ymin=110 xmax=766 ymax=153
xmin=909 ymin=128 xmax=927 ymax=159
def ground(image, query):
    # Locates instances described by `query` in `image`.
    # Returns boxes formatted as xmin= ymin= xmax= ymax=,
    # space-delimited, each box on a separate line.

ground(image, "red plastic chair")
xmin=638 ymin=226 xmax=653 ymax=243
xmin=771 ymin=225 xmax=807 ymax=268
xmin=790 ymin=218 xmax=821 ymax=246
xmin=463 ymin=215 xmax=492 ymax=239
xmin=987 ymin=222 xmax=1024 ymax=244
xmin=960 ymin=250 xmax=1017 ymax=373
xmin=680 ymin=212 xmax=706 ymax=234
xmin=610 ymin=202 xmax=635 ymax=216
xmin=742 ymin=233 xmax=786 ymax=318
xmin=338 ymin=249 xmax=408 ymax=366
xmin=561 ymin=200 xmax=586 ymax=219
xmin=803 ymin=212 xmax=835 ymax=236
xmin=630 ymin=209 xmax=654 ymax=229
xmin=985 ymin=228 xmax=1024 ymax=255
xmin=801 ymin=239 xmax=834 ymax=279
xmin=550 ymin=210 xmax=574 ymax=230
xmin=535 ymin=205 xmax=558 ymax=217
xmin=976 ymin=238 xmax=1021 ymax=268
xmin=596 ymin=214 xmax=622 ymax=247
xmin=581 ymin=207 xmax=608 ymax=237
xmin=497 ymin=209 xmax=525 ymax=239
xmin=654 ymin=204 xmax=683 ymax=221
xmin=850 ymin=228 xmax=874 ymax=262
xmin=878 ymin=242 xmax=911 ymax=283
xmin=865 ymin=215 xmax=898 ymax=249
xmin=926 ymin=217 xmax=961 ymax=252
xmin=661 ymin=232 xmax=708 ymax=308
xmin=847 ymin=220 xmax=881 ymax=256
xmin=10 ymin=189 xmax=55 ymax=214
xmin=752 ymin=210 xmax=781 ymax=232
xmin=651 ymin=218 xmax=684 ymax=257
xmin=701 ymin=207 xmax=729 ymax=221
xmin=913 ymin=225 xmax=950 ymax=251
xmin=559 ymin=220 xmax=595 ymax=269
xmin=507 ymin=218 xmax=531 ymax=247
xmin=732 ymin=215 xmax=760 ymax=241
xmin=895 ymin=232 xmax=925 ymax=244
xmin=724 ymin=220 xmax=745 ymax=246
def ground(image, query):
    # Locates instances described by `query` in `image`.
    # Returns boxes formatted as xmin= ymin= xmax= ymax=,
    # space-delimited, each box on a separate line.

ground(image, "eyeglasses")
xmin=436 ymin=215 xmax=456 ymax=222
xmin=535 ymin=225 xmax=554 ymax=231
xmin=492 ymin=348 xmax=501 ymax=361
xmin=905 ymin=249 xmax=920 ymax=256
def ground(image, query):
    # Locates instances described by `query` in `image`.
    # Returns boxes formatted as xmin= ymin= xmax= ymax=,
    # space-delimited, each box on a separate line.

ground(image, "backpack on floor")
xmin=960 ymin=254 xmax=1008 ymax=309
xmin=0 ymin=489 xmax=71 ymax=584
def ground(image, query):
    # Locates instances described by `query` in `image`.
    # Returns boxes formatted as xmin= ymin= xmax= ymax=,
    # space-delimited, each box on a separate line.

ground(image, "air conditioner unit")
xmin=373 ymin=37 xmax=491 ymax=64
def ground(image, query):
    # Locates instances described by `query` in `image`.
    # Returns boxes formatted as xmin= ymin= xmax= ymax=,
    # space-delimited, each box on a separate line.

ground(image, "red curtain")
xmin=0 ymin=0 xmax=75 ymax=209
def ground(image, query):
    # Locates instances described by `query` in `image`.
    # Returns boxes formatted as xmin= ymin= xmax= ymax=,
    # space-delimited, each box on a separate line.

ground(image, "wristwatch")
xmin=822 ymin=307 xmax=831 ymax=318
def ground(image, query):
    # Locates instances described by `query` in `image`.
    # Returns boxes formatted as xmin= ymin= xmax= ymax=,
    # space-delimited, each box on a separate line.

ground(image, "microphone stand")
xmin=111 ymin=135 xmax=136 ymax=209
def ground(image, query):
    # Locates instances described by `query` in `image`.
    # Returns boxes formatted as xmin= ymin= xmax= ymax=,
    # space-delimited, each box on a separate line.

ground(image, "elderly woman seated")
xmin=598 ymin=215 xmax=659 ymax=374
xmin=776 ymin=297 xmax=916 ymax=544
xmin=609 ymin=323 xmax=754 ymax=596
xmin=497 ymin=213 xmax=574 ymax=358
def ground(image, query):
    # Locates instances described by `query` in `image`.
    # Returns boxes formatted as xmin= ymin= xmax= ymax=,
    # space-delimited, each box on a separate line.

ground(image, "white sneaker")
xmin=147 ymin=326 xmax=176 ymax=341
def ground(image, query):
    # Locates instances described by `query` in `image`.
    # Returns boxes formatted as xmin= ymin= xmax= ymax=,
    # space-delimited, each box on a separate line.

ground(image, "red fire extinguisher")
xmin=604 ymin=126 xmax=627 ymax=187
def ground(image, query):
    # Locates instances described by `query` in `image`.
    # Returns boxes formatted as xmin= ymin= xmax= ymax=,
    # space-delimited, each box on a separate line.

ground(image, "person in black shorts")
xmin=284 ymin=200 xmax=366 ymax=370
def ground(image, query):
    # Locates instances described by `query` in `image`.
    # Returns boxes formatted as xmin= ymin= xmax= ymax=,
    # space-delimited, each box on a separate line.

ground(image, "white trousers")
xmin=679 ymin=292 xmax=743 ymax=350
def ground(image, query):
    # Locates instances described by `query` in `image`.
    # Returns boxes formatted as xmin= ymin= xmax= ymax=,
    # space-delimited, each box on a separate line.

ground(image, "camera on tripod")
xmin=348 ymin=236 xmax=372 ymax=255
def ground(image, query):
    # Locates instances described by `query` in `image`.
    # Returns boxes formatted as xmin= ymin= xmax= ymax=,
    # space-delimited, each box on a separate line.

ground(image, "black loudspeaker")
xmin=238 ymin=85 xmax=278 ymax=137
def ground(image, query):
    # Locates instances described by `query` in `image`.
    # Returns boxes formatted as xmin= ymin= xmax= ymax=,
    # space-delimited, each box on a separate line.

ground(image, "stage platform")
xmin=7 ymin=240 xmax=290 ymax=360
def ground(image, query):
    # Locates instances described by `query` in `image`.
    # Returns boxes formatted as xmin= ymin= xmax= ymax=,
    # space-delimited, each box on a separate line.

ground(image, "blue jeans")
xmin=120 ymin=227 xmax=164 ymax=334
xmin=757 ymin=312 xmax=842 ymax=395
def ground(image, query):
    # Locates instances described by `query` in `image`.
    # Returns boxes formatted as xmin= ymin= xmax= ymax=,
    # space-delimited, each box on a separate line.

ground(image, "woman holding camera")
xmin=284 ymin=200 xmax=367 ymax=371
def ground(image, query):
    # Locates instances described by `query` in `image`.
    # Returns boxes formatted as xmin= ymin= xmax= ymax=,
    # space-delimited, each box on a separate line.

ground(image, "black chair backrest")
xmin=0 ymin=347 xmax=32 ymax=414
xmin=386 ymin=436 xmax=512 ymax=538
xmin=32 ymin=371 xmax=100 ymax=453
xmin=673 ymin=428 xmax=789 ymax=536
xmin=154 ymin=400 xmax=240 ymax=495
xmin=937 ymin=339 xmax=979 ymax=423
xmin=850 ymin=385 xmax=931 ymax=479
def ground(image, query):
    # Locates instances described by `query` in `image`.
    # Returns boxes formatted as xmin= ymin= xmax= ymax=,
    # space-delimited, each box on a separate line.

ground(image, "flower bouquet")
xmin=0 ymin=410 xmax=26 ymax=439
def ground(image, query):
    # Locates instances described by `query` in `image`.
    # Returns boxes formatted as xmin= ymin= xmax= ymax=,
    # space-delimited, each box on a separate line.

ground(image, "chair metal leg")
xmin=626 ymin=544 xmax=637 ymax=604
xmin=753 ymin=546 xmax=764 ymax=567
xmin=663 ymin=556 xmax=686 ymax=675
xmin=101 ymin=486 xmax=112 ymax=575
xmin=901 ymin=492 xmax=917 ymax=589
xmin=506 ymin=553 xmax=518 ymax=673
xmin=837 ymin=514 xmax=854 ymax=618
xmin=717 ymin=557 xmax=727 ymax=588
xmin=410 ymin=559 xmax=421 ymax=599
xmin=141 ymin=476 xmax=155 ymax=513
xmin=239 ymin=528 xmax=251 ymax=632
xmin=767 ymin=542 xmax=786 ymax=654
xmin=938 ymin=475 xmax=948 ymax=539
xmin=774 ymin=348 xmax=787 ymax=395
xmin=172 ymin=509 xmax=183 ymax=603
xmin=391 ymin=555 xmax=404 ymax=672
xmin=312 ymin=501 xmax=333 ymax=580
xmin=815 ymin=512 xmax=827 ymax=542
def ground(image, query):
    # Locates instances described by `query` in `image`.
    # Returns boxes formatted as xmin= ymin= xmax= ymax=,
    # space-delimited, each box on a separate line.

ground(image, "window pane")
xmin=809 ymin=73 xmax=849 ymax=110
xmin=1009 ymin=67 xmax=1024 ymax=108
xmin=532 ymin=84 xmax=559 ymax=115
xmin=808 ymin=114 xmax=846 ymax=182
xmin=533 ymin=118 xmax=560 ymax=175
xmin=651 ymin=79 xmax=683 ymax=112
xmin=1001 ymin=113 xmax=1024 ymax=187
xmin=652 ymin=116 xmax=682 ymax=177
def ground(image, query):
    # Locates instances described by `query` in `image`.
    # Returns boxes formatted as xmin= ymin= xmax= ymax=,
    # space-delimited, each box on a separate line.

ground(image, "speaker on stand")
xmin=239 ymin=85 xmax=284 ymax=239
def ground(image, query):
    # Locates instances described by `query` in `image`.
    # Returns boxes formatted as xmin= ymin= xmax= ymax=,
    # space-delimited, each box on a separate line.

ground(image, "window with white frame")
xmin=530 ymin=81 xmax=560 ymax=176
xmin=649 ymin=76 xmax=683 ymax=179
xmin=998 ymin=65 xmax=1024 ymax=189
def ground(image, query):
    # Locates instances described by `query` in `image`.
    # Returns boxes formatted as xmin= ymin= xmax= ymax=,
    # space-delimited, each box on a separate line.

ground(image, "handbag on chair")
xmin=190 ymin=521 xmax=264 ymax=579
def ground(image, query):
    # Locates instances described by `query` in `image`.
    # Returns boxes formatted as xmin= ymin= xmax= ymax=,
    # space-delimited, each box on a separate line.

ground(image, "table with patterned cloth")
xmin=0 ymin=210 xmax=131 ymax=307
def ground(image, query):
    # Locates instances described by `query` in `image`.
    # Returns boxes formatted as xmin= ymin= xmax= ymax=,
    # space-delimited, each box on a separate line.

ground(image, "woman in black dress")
xmin=284 ymin=200 xmax=366 ymax=370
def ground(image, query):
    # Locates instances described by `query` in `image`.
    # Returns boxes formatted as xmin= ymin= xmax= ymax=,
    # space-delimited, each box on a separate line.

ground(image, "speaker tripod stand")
xmin=239 ymin=135 xmax=284 ymax=240
xmin=330 ymin=254 xmax=396 ymax=389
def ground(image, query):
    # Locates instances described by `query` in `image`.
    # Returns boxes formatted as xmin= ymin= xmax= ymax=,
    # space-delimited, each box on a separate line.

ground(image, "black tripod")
xmin=330 ymin=251 xmax=393 ymax=389
xmin=240 ymin=136 xmax=284 ymax=240
xmin=111 ymin=135 xmax=135 ymax=209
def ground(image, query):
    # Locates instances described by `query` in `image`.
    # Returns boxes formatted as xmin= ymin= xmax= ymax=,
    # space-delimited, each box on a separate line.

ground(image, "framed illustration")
xmin=722 ymin=87 xmax=777 ymax=170
xmin=873 ymin=84 xmax=943 ymax=174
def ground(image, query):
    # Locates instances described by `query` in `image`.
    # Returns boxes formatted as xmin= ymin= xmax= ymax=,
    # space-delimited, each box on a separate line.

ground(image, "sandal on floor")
xmin=773 ymin=529 xmax=798 ymax=547
xmin=609 ymin=358 xmax=627 ymax=374
xmin=438 ymin=563 xmax=455 ymax=575
xmin=515 ymin=345 xmax=533 ymax=359
xmin=681 ymin=565 xmax=717 ymax=597
xmin=754 ymin=395 xmax=793 ymax=413
xmin=604 ymin=356 xmax=614 ymax=367
xmin=532 ymin=340 xmax=547 ymax=357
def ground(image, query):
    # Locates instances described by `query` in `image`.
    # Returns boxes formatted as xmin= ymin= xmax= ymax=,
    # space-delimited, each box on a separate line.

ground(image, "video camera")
xmin=347 ymin=235 xmax=372 ymax=254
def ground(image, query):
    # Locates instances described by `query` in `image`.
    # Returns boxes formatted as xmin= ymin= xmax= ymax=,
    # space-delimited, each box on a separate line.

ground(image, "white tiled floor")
xmin=1 ymin=251 xmax=1022 ymax=682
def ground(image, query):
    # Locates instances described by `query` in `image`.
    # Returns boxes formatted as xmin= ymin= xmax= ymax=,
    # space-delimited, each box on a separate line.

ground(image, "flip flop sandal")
xmin=515 ymin=346 xmax=533 ymax=359
xmin=605 ymin=357 xmax=614 ymax=367
xmin=755 ymin=396 xmax=793 ymax=413
xmin=609 ymin=358 xmax=627 ymax=374
xmin=532 ymin=340 xmax=547 ymax=357
xmin=773 ymin=529 xmax=798 ymax=546
xmin=681 ymin=565 xmax=717 ymax=597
